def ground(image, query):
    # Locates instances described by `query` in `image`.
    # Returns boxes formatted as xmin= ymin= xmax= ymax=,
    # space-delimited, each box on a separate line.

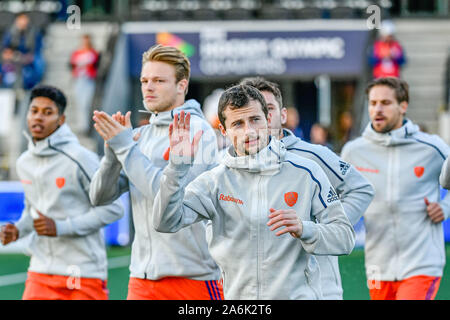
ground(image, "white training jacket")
xmin=15 ymin=124 xmax=124 ymax=280
xmin=281 ymin=129 xmax=374 ymax=299
xmin=440 ymin=157 xmax=450 ymax=189
xmin=153 ymin=138 xmax=355 ymax=300
xmin=342 ymin=119 xmax=450 ymax=281
xmin=89 ymin=100 xmax=222 ymax=281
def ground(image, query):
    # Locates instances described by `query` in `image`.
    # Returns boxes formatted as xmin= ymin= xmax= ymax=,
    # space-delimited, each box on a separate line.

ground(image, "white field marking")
xmin=0 ymin=255 xmax=131 ymax=287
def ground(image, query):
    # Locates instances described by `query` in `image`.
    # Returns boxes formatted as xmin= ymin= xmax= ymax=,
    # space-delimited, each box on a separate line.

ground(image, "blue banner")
xmin=127 ymin=29 xmax=370 ymax=78
xmin=0 ymin=182 xmax=130 ymax=247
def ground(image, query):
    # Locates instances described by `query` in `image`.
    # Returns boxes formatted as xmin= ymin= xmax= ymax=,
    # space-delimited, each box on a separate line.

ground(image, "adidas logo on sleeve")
xmin=339 ymin=161 xmax=350 ymax=176
xmin=327 ymin=187 xmax=340 ymax=203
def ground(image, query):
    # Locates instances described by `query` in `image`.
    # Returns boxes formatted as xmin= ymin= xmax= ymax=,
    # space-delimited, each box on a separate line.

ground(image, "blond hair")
xmin=142 ymin=44 xmax=191 ymax=83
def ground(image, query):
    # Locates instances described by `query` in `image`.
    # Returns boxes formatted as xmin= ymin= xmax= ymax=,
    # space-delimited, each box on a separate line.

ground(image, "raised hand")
xmin=112 ymin=111 xmax=141 ymax=142
xmin=93 ymin=111 xmax=128 ymax=141
xmin=168 ymin=110 xmax=203 ymax=160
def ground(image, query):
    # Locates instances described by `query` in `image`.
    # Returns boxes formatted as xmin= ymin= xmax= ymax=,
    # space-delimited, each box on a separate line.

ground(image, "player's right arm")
xmin=152 ymin=111 xmax=215 ymax=232
xmin=89 ymin=143 xmax=129 ymax=206
xmin=1 ymin=199 xmax=33 ymax=245
xmin=152 ymin=159 xmax=215 ymax=233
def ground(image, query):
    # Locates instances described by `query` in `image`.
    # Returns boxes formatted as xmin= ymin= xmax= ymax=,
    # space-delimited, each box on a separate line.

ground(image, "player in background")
xmin=440 ymin=157 xmax=450 ymax=189
xmin=239 ymin=77 xmax=374 ymax=299
xmin=152 ymin=84 xmax=355 ymax=299
xmin=0 ymin=85 xmax=124 ymax=300
xmin=89 ymin=44 xmax=223 ymax=300
xmin=341 ymin=77 xmax=450 ymax=300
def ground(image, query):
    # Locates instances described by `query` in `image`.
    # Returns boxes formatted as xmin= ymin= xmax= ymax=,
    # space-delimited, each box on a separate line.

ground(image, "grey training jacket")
xmin=281 ymin=129 xmax=374 ymax=299
xmin=89 ymin=99 xmax=221 ymax=281
xmin=440 ymin=157 xmax=450 ymax=189
xmin=14 ymin=124 xmax=124 ymax=280
xmin=342 ymin=120 xmax=450 ymax=281
xmin=153 ymin=138 xmax=355 ymax=300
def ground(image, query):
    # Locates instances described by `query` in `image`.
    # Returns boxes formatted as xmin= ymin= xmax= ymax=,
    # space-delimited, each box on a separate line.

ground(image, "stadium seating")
xmin=293 ymin=6 xmax=323 ymax=19
xmin=129 ymin=8 xmax=159 ymax=21
xmin=0 ymin=11 xmax=15 ymax=34
xmin=222 ymin=7 xmax=254 ymax=20
xmin=190 ymin=8 xmax=220 ymax=20
xmin=329 ymin=6 xmax=356 ymax=19
xmin=258 ymin=6 xmax=293 ymax=19
xmin=158 ymin=8 xmax=187 ymax=20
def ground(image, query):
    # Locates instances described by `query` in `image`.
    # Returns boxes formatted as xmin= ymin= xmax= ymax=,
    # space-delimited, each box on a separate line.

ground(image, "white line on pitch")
xmin=0 ymin=255 xmax=130 ymax=287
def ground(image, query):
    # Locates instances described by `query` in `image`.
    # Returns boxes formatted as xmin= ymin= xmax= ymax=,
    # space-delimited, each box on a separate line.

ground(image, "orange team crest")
xmin=284 ymin=192 xmax=298 ymax=207
xmin=55 ymin=177 xmax=65 ymax=189
xmin=163 ymin=147 xmax=170 ymax=161
xmin=414 ymin=166 xmax=425 ymax=178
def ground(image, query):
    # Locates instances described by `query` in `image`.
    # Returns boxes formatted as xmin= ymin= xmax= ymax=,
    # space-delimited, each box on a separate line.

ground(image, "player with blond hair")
xmin=90 ymin=44 xmax=223 ymax=300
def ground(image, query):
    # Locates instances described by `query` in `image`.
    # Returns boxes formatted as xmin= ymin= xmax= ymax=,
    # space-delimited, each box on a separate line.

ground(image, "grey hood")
xmin=25 ymin=124 xmax=79 ymax=157
xmin=222 ymin=137 xmax=284 ymax=174
xmin=147 ymin=99 xmax=205 ymax=127
xmin=280 ymin=128 xmax=299 ymax=149
xmin=362 ymin=119 xmax=420 ymax=147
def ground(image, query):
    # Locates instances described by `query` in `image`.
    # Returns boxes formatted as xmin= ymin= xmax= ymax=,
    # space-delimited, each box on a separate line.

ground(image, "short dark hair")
xmin=239 ymin=77 xmax=283 ymax=109
xmin=218 ymin=84 xmax=268 ymax=129
xmin=30 ymin=85 xmax=67 ymax=114
xmin=366 ymin=77 xmax=409 ymax=104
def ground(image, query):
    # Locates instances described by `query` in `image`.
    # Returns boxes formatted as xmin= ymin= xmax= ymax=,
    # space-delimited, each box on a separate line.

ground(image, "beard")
xmin=373 ymin=117 xmax=401 ymax=133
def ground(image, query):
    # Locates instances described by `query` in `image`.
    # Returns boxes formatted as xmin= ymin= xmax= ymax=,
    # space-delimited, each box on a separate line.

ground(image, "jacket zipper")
xmin=37 ymin=156 xmax=53 ymax=272
xmin=143 ymin=199 xmax=152 ymax=279
xmin=143 ymin=138 xmax=154 ymax=280
xmin=256 ymin=175 xmax=263 ymax=299
xmin=388 ymin=147 xmax=399 ymax=281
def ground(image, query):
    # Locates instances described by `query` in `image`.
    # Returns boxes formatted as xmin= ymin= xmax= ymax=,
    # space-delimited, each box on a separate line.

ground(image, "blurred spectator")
xmin=203 ymin=88 xmax=230 ymax=150
xmin=70 ymin=34 xmax=100 ymax=134
xmin=203 ymin=88 xmax=224 ymax=130
xmin=138 ymin=112 xmax=150 ymax=127
xmin=310 ymin=123 xmax=333 ymax=150
xmin=335 ymin=111 xmax=354 ymax=152
xmin=369 ymin=20 xmax=406 ymax=79
xmin=1 ymin=13 xmax=45 ymax=90
xmin=284 ymin=106 xmax=304 ymax=139
xmin=417 ymin=123 xmax=429 ymax=133
xmin=0 ymin=47 xmax=18 ymax=88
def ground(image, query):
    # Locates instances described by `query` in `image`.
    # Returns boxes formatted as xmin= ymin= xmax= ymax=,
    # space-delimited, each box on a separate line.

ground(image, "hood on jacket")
xmin=222 ymin=137 xmax=285 ymax=174
xmin=146 ymin=99 xmax=205 ymax=127
xmin=280 ymin=128 xmax=300 ymax=148
xmin=24 ymin=123 xmax=79 ymax=157
xmin=362 ymin=119 xmax=419 ymax=147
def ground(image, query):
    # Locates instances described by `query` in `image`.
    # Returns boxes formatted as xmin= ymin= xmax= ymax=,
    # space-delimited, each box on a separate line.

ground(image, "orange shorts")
xmin=127 ymin=277 xmax=224 ymax=300
xmin=23 ymin=272 xmax=109 ymax=300
xmin=369 ymin=275 xmax=441 ymax=300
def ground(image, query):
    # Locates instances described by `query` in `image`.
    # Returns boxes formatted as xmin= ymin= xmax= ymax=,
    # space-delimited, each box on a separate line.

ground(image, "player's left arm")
xmin=54 ymin=156 xmax=125 ymax=237
xmin=315 ymin=145 xmax=375 ymax=226
xmin=301 ymin=177 xmax=356 ymax=256
xmin=268 ymin=164 xmax=355 ymax=255
xmin=336 ymin=164 xmax=375 ymax=225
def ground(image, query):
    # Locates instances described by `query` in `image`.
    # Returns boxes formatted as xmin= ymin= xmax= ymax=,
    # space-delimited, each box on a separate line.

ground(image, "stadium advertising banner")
xmin=124 ymin=21 xmax=371 ymax=78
